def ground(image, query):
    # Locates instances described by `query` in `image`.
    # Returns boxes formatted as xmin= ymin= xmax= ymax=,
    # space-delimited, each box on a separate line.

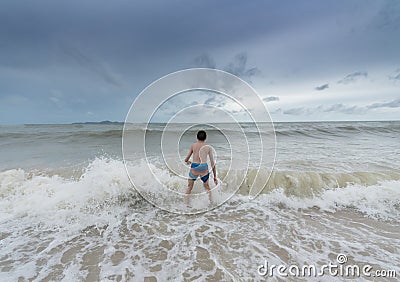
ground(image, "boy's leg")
xmin=185 ymin=179 xmax=195 ymax=205
xmin=203 ymin=181 xmax=212 ymax=203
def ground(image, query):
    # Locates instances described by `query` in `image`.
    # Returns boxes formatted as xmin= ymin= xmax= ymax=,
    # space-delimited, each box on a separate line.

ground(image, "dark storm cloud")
xmin=1 ymin=0 xmax=286 ymax=123
xmin=337 ymin=71 xmax=368 ymax=84
xmin=1 ymin=0 xmax=400 ymax=123
xmin=1 ymin=0 xmax=398 ymax=73
xmin=315 ymin=84 xmax=329 ymax=91
xmin=263 ymin=96 xmax=280 ymax=102
xmin=0 ymin=0 xmax=300 ymax=67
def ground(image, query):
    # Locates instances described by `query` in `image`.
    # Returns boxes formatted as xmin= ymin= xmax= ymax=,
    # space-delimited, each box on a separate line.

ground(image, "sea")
xmin=0 ymin=121 xmax=399 ymax=281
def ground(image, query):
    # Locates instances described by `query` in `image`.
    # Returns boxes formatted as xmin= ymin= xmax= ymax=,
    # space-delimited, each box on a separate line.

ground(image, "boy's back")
xmin=190 ymin=142 xmax=211 ymax=164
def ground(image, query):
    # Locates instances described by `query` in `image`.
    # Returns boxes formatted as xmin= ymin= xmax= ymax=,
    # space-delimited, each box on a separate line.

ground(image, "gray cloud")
xmin=322 ymin=103 xmax=366 ymax=115
xmin=271 ymin=108 xmax=283 ymax=114
xmin=193 ymin=52 xmax=261 ymax=82
xmin=367 ymin=98 xmax=400 ymax=109
xmin=338 ymin=71 xmax=368 ymax=84
xmin=224 ymin=53 xmax=261 ymax=81
xmin=48 ymin=90 xmax=65 ymax=109
xmin=193 ymin=53 xmax=216 ymax=69
xmin=282 ymin=104 xmax=364 ymax=116
xmin=60 ymin=45 xmax=122 ymax=87
xmin=281 ymin=100 xmax=400 ymax=116
xmin=283 ymin=107 xmax=307 ymax=115
xmin=263 ymin=96 xmax=280 ymax=102
xmin=371 ymin=0 xmax=400 ymax=31
xmin=389 ymin=68 xmax=400 ymax=81
xmin=315 ymin=83 xmax=329 ymax=91
xmin=204 ymin=94 xmax=226 ymax=108
xmin=281 ymin=98 xmax=400 ymax=116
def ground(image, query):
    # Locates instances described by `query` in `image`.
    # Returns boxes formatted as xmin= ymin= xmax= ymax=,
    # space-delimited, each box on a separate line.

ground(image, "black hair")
xmin=197 ymin=130 xmax=207 ymax=141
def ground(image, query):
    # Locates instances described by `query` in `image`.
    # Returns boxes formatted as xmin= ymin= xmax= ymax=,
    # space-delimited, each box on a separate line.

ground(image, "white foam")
xmin=0 ymin=158 xmax=135 ymax=230
xmin=1 ymin=157 xmax=399 ymax=280
xmin=254 ymin=180 xmax=400 ymax=220
xmin=1 ymin=158 xmax=399 ymax=225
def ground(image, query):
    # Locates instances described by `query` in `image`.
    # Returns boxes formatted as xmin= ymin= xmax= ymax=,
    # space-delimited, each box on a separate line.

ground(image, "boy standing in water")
xmin=184 ymin=130 xmax=217 ymax=204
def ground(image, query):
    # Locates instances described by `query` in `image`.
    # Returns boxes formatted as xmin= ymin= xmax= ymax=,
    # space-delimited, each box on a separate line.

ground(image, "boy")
xmin=184 ymin=130 xmax=218 ymax=204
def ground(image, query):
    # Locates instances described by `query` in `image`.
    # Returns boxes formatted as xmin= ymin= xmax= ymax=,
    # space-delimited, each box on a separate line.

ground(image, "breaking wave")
xmin=1 ymin=157 xmax=399 ymax=225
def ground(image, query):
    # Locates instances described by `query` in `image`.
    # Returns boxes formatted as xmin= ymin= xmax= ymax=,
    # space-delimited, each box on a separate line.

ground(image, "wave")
xmin=126 ymin=121 xmax=400 ymax=137
xmin=274 ymin=121 xmax=400 ymax=137
xmin=255 ymin=181 xmax=400 ymax=221
xmin=1 ymin=121 xmax=399 ymax=141
xmin=240 ymin=169 xmax=400 ymax=196
xmin=1 ymin=158 xmax=399 ymax=224
xmin=0 ymin=158 xmax=142 ymax=231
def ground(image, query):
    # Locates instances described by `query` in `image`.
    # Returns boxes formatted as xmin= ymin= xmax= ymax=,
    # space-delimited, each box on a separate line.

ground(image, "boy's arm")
xmin=184 ymin=145 xmax=193 ymax=165
xmin=209 ymin=148 xmax=218 ymax=185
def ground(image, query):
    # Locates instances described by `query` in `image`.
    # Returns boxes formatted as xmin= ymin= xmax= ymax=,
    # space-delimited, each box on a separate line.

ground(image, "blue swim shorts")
xmin=188 ymin=163 xmax=209 ymax=183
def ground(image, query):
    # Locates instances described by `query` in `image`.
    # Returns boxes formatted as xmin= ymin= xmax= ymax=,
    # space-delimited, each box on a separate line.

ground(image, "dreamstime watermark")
xmin=257 ymin=254 xmax=397 ymax=278
xmin=122 ymin=68 xmax=276 ymax=214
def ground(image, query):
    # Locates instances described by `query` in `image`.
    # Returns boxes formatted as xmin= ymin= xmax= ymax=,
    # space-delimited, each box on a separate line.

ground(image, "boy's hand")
xmin=214 ymin=177 xmax=218 ymax=185
xmin=186 ymin=160 xmax=192 ymax=165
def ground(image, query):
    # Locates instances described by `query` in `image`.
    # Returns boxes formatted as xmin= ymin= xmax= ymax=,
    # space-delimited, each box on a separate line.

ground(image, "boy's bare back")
xmin=190 ymin=142 xmax=212 ymax=164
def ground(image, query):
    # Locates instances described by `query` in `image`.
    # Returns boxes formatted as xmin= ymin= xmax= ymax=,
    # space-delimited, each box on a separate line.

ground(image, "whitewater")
xmin=0 ymin=121 xmax=399 ymax=281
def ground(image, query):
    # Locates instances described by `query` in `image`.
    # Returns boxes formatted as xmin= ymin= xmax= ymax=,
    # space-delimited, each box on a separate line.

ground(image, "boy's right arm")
xmin=184 ymin=144 xmax=193 ymax=165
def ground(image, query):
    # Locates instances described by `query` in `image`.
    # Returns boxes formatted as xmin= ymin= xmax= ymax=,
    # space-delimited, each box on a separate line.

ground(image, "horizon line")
xmin=1 ymin=119 xmax=400 ymax=126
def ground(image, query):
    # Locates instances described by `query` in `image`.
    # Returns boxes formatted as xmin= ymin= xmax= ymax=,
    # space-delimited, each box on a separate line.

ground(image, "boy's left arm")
xmin=209 ymin=148 xmax=218 ymax=185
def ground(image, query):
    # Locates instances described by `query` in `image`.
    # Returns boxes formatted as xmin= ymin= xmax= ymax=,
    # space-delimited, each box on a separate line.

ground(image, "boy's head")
xmin=197 ymin=130 xmax=207 ymax=141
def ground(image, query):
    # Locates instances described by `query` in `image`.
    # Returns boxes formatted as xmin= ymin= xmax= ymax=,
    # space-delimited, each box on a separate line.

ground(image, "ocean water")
xmin=0 ymin=121 xmax=399 ymax=281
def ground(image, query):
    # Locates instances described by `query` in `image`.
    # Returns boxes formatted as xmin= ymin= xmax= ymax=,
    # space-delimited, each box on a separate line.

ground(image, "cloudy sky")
xmin=0 ymin=0 xmax=399 ymax=124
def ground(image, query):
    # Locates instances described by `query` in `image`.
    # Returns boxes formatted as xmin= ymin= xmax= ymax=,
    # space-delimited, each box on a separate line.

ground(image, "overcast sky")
xmin=0 ymin=0 xmax=399 ymax=124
